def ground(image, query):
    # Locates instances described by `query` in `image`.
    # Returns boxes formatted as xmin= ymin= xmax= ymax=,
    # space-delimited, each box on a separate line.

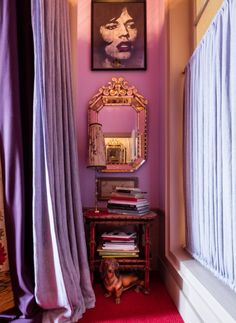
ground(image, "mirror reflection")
xmin=98 ymin=106 xmax=137 ymax=165
xmin=88 ymin=77 xmax=148 ymax=172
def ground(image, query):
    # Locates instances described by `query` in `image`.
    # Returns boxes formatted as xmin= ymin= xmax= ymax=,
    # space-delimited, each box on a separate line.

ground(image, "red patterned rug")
xmin=0 ymin=159 xmax=14 ymax=313
xmin=80 ymin=275 xmax=184 ymax=323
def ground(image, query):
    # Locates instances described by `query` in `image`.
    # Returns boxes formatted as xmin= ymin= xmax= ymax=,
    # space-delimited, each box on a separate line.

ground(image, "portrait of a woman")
xmin=92 ymin=2 xmax=146 ymax=70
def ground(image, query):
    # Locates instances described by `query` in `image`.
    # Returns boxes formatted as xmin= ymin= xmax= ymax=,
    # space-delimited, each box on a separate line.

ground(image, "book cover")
xmin=111 ymin=192 xmax=146 ymax=198
xmin=101 ymin=231 xmax=137 ymax=240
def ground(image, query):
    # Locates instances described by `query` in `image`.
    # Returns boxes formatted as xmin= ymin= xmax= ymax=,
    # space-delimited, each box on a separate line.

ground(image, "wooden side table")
xmin=83 ymin=209 xmax=158 ymax=292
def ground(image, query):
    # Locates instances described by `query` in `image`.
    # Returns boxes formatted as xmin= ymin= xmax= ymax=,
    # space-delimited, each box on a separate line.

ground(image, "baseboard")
xmin=158 ymin=258 xmax=203 ymax=323
xmin=158 ymin=253 xmax=236 ymax=323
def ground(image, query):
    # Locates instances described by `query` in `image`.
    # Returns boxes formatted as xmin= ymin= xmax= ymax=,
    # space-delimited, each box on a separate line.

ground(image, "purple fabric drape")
xmin=0 ymin=1 xmax=40 ymax=321
xmin=31 ymin=0 xmax=95 ymax=321
xmin=1 ymin=1 xmax=95 ymax=321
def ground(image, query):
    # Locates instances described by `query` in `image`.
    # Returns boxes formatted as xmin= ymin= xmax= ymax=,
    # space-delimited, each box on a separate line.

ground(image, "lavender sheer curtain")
xmin=184 ymin=0 xmax=236 ymax=291
xmin=0 ymin=1 xmax=40 ymax=321
xmin=31 ymin=0 xmax=95 ymax=321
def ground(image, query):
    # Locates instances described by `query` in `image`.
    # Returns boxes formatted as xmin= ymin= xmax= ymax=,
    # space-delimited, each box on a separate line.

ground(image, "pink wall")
xmin=76 ymin=0 xmax=165 ymax=209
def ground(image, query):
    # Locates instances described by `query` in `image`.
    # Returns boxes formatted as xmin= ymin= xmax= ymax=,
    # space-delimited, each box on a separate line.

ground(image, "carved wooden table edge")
xmin=83 ymin=208 xmax=158 ymax=220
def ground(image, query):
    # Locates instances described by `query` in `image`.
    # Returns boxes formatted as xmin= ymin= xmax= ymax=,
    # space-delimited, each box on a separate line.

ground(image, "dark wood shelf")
xmin=84 ymin=209 xmax=158 ymax=292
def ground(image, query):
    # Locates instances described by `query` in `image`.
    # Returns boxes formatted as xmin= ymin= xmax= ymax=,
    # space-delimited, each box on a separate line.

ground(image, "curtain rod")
xmin=194 ymin=0 xmax=210 ymax=26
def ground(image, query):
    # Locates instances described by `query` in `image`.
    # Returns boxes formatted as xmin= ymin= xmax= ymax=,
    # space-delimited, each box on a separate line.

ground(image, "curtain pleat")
xmin=0 ymin=1 xmax=40 ymax=320
xmin=184 ymin=0 xmax=236 ymax=291
xmin=31 ymin=1 xmax=95 ymax=321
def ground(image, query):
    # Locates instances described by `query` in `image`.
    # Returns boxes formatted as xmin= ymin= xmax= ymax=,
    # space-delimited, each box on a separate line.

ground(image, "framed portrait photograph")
xmin=91 ymin=0 xmax=147 ymax=71
xmin=97 ymin=177 xmax=138 ymax=200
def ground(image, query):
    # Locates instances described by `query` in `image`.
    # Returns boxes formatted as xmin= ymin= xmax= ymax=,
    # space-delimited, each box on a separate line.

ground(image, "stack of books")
xmin=107 ymin=186 xmax=150 ymax=215
xmin=97 ymin=231 xmax=139 ymax=258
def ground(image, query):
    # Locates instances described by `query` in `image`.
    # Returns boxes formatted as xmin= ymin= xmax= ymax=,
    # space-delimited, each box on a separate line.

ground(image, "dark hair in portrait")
xmin=92 ymin=2 xmax=146 ymax=70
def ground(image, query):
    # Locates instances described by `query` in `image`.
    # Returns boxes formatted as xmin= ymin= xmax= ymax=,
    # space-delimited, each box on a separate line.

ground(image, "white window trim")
xmin=163 ymin=247 xmax=236 ymax=322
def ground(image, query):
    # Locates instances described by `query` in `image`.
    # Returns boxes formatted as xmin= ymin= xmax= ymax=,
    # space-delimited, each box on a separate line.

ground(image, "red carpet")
xmin=79 ymin=275 xmax=184 ymax=323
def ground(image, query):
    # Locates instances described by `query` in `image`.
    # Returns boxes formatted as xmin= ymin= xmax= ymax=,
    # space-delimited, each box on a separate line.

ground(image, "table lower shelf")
xmin=84 ymin=210 xmax=158 ymax=293
xmin=93 ymin=258 xmax=148 ymax=269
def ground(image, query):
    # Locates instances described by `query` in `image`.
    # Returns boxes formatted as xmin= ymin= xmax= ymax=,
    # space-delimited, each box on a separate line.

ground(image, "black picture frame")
xmin=91 ymin=0 xmax=146 ymax=71
xmin=97 ymin=177 xmax=139 ymax=200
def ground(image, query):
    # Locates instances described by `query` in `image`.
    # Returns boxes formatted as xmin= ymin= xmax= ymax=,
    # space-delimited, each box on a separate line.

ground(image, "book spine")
xmin=102 ymin=237 xmax=136 ymax=241
xmin=103 ymin=242 xmax=136 ymax=246
xmin=98 ymin=252 xmax=139 ymax=256
xmin=115 ymin=186 xmax=141 ymax=192
xmin=101 ymin=255 xmax=139 ymax=258
xmin=111 ymin=192 xmax=145 ymax=198
xmin=108 ymin=209 xmax=149 ymax=215
xmin=102 ymin=246 xmax=137 ymax=251
xmin=107 ymin=203 xmax=149 ymax=210
xmin=109 ymin=196 xmax=144 ymax=202
xmin=108 ymin=199 xmax=148 ymax=205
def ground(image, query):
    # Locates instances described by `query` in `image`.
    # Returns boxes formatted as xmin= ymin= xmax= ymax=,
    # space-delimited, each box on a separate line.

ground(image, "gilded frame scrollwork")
xmin=88 ymin=77 xmax=148 ymax=173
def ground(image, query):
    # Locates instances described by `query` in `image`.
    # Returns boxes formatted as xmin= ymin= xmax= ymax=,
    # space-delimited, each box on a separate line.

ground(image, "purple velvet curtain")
xmin=31 ymin=1 xmax=95 ymax=320
xmin=0 ymin=0 xmax=95 ymax=321
xmin=0 ymin=0 xmax=41 ymax=321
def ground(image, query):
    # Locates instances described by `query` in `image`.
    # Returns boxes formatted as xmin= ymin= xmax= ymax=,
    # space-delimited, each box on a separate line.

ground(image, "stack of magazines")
xmin=97 ymin=231 xmax=139 ymax=258
xmin=107 ymin=186 xmax=150 ymax=215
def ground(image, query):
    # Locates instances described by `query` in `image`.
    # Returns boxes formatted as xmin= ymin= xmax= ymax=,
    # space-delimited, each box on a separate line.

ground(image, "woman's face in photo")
xmin=99 ymin=7 xmax=138 ymax=61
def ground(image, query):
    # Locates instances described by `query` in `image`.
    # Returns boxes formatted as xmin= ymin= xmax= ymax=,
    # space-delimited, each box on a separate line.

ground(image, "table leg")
xmin=144 ymin=223 xmax=150 ymax=293
xmin=90 ymin=222 xmax=96 ymax=284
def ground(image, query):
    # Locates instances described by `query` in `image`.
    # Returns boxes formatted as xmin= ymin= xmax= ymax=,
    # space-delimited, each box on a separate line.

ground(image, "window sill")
xmin=163 ymin=248 xmax=236 ymax=323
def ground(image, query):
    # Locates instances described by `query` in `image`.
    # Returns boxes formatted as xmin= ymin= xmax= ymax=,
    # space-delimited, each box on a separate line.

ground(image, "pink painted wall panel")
xmin=76 ymin=0 xmax=165 ymax=209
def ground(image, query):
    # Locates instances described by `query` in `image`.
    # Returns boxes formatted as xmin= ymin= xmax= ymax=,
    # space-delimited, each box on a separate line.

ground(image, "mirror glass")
xmin=88 ymin=77 xmax=148 ymax=172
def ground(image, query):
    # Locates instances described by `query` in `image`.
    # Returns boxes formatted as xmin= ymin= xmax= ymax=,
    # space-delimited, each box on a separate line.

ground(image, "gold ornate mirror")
xmin=88 ymin=77 xmax=148 ymax=172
